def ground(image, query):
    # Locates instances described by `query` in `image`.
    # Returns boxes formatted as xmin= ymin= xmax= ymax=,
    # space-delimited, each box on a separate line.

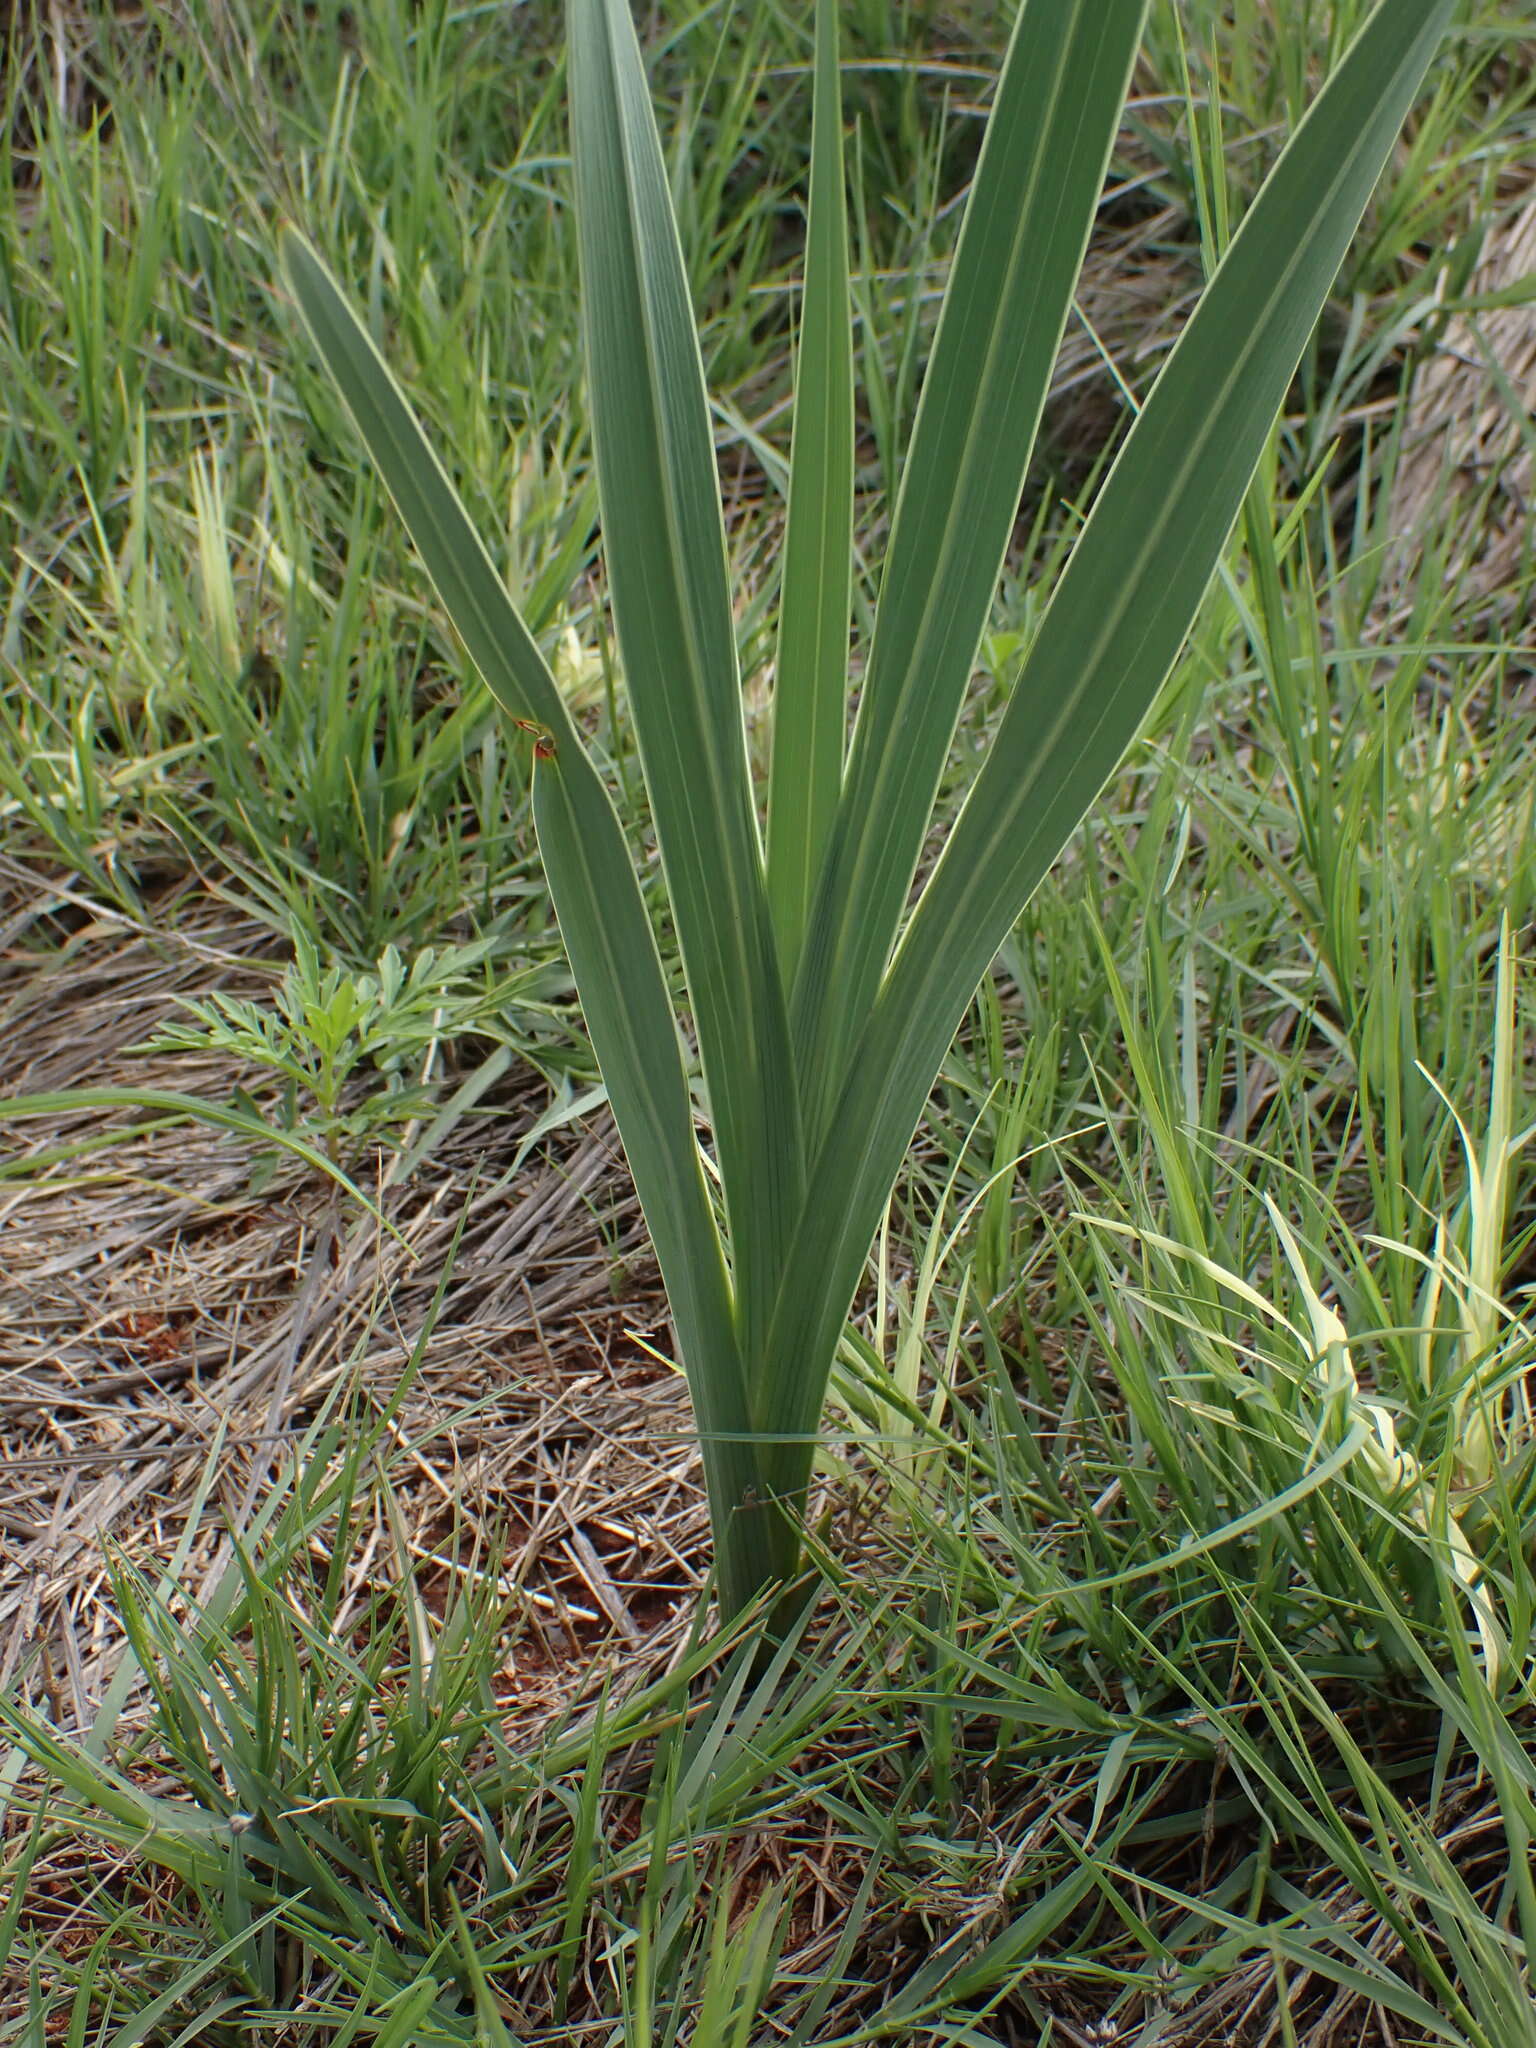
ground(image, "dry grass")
xmin=0 ymin=863 xmax=717 ymax=1733
xmin=1388 ymin=174 xmax=1536 ymax=618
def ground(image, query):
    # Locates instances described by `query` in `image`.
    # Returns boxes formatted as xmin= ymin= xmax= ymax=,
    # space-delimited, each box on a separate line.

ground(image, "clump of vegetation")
xmin=287 ymin=0 xmax=1453 ymax=1623
xmin=2 ymin=0 xmax=1534 ymax=2040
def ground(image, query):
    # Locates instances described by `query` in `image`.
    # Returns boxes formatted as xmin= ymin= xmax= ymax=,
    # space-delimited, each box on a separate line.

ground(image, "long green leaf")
xmin=765 ymin=0 xmax=854 ymax=980
xmin=0 ymin=1085 xmax=384 ymax=1221
xmin=277 ymin=231 xmax=768 ymax=1596
xmin=568 ymin=0 xmax=803 ymax=1372
xmin=530 ymin=762 xmax=788 ymax=1609
xmin=280 ymin=236 xmax=567 ymax=743
xmin=790 ymin=0 xmax=1147 ymax=1138
xmin=756 ymin=0 xmax=1455 ymax=1490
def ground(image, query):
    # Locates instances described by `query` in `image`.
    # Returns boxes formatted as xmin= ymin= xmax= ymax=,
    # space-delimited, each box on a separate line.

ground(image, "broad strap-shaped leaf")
xmin=790 ymin=0 xmax=1147 ymax=1141
xmin=277 ymin=231 xmax=758 ymax=1542
xmin=568 ymin=0 xmax=803 ymax=1369
xmin=531 ymin=761 xmax=770 ymax=1610
xmin=281 ymin=234 xmax=570 ymax=744
xmin=755 ymin=0 xmax=1455 ymax=1488
xmin=765 ymin=0 xmax=854 ymax=981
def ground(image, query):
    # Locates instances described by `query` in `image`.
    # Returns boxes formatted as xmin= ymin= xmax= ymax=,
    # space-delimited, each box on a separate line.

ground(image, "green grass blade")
xmin=0 ymin=1086 xmax=388 ymax=1225
xmin=790 ymin=0 xmax=1147 ymax=1134
xmin=567 ymin=0 xmax=803 ymax=1366
xmin=277 ymin=229 xmax=763 ymax=1583
xmin=756 ymin=0 xmax=1455 ymax=1479
xmin=765 ymin=0 xmax=853 ymax=980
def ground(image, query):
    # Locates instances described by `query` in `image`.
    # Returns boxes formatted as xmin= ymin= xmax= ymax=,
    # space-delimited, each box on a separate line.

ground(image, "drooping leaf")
xmin=278 ymin=230 xmax=771 ymax=1601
